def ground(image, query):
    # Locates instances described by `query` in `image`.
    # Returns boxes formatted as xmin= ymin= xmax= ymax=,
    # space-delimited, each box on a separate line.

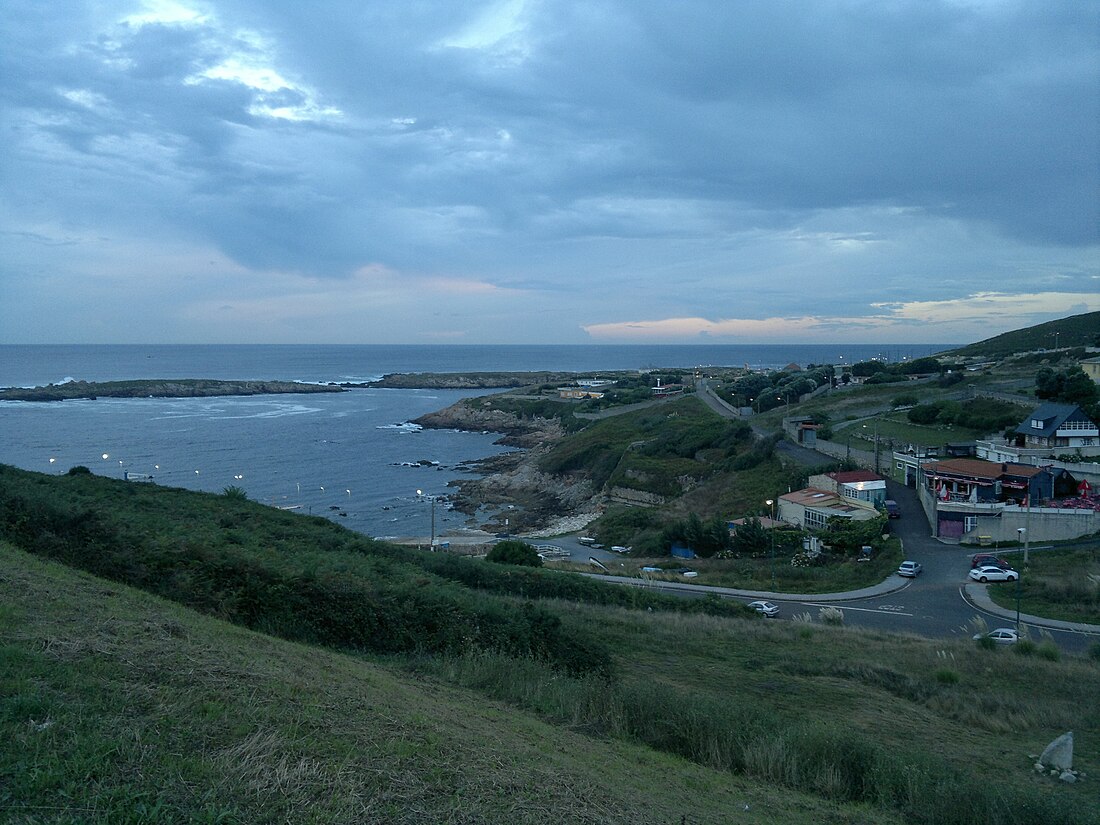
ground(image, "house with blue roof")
xmin=1012 ymin=402 xmax=1099 ymax=454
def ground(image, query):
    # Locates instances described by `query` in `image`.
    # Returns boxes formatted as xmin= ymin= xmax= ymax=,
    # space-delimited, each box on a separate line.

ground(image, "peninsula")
xmin=0 ymin=378 xmax=344 ymax=402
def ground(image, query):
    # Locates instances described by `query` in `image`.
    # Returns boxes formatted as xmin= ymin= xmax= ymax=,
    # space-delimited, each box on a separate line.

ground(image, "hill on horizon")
xmin=946 ymin=311 xmax=1100 ymax=359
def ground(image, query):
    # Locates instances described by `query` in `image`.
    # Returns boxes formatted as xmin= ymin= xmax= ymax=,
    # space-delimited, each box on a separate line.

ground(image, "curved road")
xmin=554 ymin=492 xmax=1097 ymax=654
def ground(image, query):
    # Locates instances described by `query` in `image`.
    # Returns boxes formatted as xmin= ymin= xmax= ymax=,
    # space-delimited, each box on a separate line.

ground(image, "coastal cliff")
xmin=414 ymin=397 xmax=600 ymax=532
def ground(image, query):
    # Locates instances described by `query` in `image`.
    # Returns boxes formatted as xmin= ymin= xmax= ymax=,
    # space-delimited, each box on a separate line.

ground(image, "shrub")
xmin=67 ymin=465 xmax=92 ymax=476
xmin=485 ymin=540 xmax=543 ymax=568
xmin=222 ymin=485 xmax=248 ymax=501
xmin=1012 ymin=639 xmax=1036 ymax=657
xmin=934 ymin=668 xmax=960 ymax=685
xmin=1036 ymin=641 xmax=1060 ymax=662
xmin=818 ymin=606 xmax=844 ymax=625
xmin=1089 ymin=641 xmax=1100 ymax=662
xmin=975 ymin=635 xmax=996 ymax=651
xmin=907 ymin=403 xmax=941 ymax=425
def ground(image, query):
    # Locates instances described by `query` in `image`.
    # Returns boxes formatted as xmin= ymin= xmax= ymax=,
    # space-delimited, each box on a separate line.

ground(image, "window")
xmin=1031 ymin=419 xmax=1044 ymax=429
xmin=964 ymin=516 xmax=978 ymax=532
xmin=804 ymin=509 xmax=829 ymax=529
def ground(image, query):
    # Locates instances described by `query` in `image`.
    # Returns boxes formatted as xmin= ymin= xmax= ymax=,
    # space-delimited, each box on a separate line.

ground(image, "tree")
xmin=731 ymin=517 xmax=768 ymax=555
xmin=486 ymin=540 xmax=543 ymax=567
xmin=907 ymin=403 xmax=941 ymax=425
xmin=820 ymin=515 xmax=888 ymax=555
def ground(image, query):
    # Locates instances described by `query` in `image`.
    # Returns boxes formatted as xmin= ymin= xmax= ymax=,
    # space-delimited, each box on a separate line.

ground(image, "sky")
xmin=1 ymin=0 xmax=1097 ymax=346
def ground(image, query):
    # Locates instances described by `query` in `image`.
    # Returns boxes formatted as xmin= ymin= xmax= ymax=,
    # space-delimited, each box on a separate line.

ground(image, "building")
xmin=777 ymin=488 xmax=880 ymax=530
xmin=807 ymin=470 xmax=887 ymax=509
xmin=558 ymin=387 xmax=604 ymax=399
xmin=1013 ymin=403 xmax=1099 ymax=453
xmin=920 ymin=458 xmax=1054 ymax=506
xmin=651 ymin=378 xmax=683 ymax=397
xmin=1081 ymin=356 xmax=1100 ymax=384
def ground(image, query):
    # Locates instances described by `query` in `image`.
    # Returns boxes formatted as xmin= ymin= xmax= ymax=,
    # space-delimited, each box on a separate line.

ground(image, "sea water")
xmin=0 ymin=343 xmax=952 ymax=538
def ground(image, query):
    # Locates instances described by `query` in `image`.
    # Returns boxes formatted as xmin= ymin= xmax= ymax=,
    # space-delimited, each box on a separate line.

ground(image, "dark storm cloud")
xmin=0 ymin=1 xmax=1096 ymax=344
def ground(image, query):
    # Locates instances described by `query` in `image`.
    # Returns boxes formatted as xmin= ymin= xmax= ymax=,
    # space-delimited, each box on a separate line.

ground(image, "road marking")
xmin=800 ymin=602 xmax=914 ymax=617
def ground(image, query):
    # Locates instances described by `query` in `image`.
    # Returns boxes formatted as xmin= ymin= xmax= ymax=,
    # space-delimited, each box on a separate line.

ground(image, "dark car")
xmin=970 ymin=553 xmax=1010 ymax=569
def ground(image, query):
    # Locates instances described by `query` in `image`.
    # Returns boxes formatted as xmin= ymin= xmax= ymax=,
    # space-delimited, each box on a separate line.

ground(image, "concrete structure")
xmin=1081 ymin=356 xmax=1100 ymax=384
xmin=807 ymin=470 xmax=887 ymax=509
xmin=915 ymin=457 xmax=1100 ymax=543
xmin=558 ymin=387 xmax=605 ymax=399
xmin=777 ymin=487 xmax=880 ymax=530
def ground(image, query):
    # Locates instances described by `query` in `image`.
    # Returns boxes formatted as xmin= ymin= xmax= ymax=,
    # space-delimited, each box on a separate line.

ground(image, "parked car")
xmin=968 ymin=565 xmax=1019 ymax=583
xmin=970 ymin=553 xmax=1010 ymax=569
xmin=897 ymin=560 xmax=922 ymax=577
xmin=973 ymin=627 xmax=1019 ymax=645
xmin=748 ymin=600 xmax=779 ymax=617
xmin=884 ymin=499 xmax=900 ymax=518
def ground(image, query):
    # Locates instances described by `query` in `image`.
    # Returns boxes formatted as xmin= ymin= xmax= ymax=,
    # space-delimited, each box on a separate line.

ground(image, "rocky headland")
xmin=415 ymin=397 xmax=600 ymax=534
xmin=358 ymin=371 xmax=610 ymax=389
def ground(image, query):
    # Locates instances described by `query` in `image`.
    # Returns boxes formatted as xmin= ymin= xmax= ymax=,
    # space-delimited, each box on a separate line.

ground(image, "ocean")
xmin=0 ymin=343 xmax=952 ymax=538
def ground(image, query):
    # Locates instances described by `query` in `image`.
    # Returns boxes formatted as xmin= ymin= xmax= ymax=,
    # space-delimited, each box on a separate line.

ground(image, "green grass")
xmin=3 ymin=543 xmax=870 ymax=825
xmin=3 ymin=466 xmax=1098 ymax=824
xmin=986 ymin=546 xmax=1100 ymax=624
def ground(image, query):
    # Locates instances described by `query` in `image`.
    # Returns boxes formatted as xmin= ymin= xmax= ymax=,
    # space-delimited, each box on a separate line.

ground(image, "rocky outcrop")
xmin=414 ymin=398 xmax=565 ymax=447
xmin=416 ymin=397 xmax=601 ymax=532
xmin=360 ymin=371 xmax=584 ymax=389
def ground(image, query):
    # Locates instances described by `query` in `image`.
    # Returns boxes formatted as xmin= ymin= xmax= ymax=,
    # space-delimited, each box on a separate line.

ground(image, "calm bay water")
xmin=0 ymin=344 xmax=952 ymax=538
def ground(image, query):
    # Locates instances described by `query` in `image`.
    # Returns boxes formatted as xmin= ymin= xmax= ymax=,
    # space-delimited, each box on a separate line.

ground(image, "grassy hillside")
xmin=2 ymin=543 xmax=884 ymax=825
xmin=946 ymin=311 xmax=1100 ymax=358
xmin=1 ymin=467 xmax=1097 ymax=824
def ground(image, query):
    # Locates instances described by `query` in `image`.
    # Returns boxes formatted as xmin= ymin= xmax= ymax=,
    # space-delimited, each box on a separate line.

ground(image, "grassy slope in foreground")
xmin=0 ymin=543 xmax=902 ymax=825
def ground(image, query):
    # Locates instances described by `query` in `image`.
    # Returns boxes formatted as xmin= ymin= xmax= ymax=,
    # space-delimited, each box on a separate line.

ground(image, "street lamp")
xmin=417 ymin=489 xmax=436 ymax=550
xmin=1015 ymin=527 xmax=1026 ymax=630
xmin=765 ymin=498 xmax=776 ymax=589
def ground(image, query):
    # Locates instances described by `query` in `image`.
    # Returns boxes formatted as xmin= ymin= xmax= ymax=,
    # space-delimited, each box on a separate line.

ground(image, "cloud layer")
xmin=1 ymin=0 xmax=1097 ymax=344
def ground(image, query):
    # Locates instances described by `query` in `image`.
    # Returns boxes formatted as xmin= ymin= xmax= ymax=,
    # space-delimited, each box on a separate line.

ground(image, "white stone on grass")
xmin=1039 ymin=731 xmax=1074 ymax=771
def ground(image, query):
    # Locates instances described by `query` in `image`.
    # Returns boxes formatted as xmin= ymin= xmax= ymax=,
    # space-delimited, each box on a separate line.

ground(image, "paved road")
xmin=546 ymin=480 xmax=1099 ymax=654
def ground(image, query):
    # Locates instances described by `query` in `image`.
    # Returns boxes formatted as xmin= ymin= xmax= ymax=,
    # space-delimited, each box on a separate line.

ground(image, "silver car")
xmin=748 ymin=600 xmax=779 ymax=617
xmin=968 ymin=565 xmax=1018 ymax=583
xmin=897 ymin=560 xmax=922 ymax=577
xmin=973 ymin=627 xmax=1019 ymax=645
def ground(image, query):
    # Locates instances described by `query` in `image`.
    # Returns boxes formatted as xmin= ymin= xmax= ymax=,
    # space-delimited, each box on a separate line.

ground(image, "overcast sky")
xmin=1 ymin=1 xmax=1097 ymax=345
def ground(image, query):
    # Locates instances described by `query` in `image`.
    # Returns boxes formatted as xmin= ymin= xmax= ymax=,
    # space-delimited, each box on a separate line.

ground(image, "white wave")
xmin=376 ymin=422 xmax=422 ymax=432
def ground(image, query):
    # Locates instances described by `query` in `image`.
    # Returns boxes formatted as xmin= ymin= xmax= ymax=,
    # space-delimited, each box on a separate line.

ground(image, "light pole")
xmin=766 ymin=498 xmax=776 ymax=590
xmin=417 ymin=489 xmax=436 ymax=549
xmin=1015 ymin=527 xmax=1026 ymax=630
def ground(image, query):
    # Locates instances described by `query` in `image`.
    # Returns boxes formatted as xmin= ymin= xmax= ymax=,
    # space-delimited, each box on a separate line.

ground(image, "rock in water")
xmin=1040 ymin=732 xmax=1073 ymax=771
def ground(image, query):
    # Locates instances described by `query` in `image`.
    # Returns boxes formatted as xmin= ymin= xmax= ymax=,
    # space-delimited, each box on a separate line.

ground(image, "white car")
xmin=968 ymin=565 xmax=1018 ymax=583
xmin=748 ymin=600 xmax=779 ymax=617
xmin=973 ymin=627 xmax=1019 ymax=645
xmin=897 ymin=560 xmax=922 ymax=577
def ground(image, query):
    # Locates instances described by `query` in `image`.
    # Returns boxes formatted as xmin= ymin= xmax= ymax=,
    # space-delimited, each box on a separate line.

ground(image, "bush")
xmin=818 ymin=606 xmax=844 ymax=625
xmin=1012 ymin=639 xmax=1036 ymax=657
xmin=1036 ymin=641 xmax=1060 ymax=662
xmin=934 ymin=668 xmax=960 ymax=685
xmin=485 ymin=540 xmax=543 ymax=568
xmin=907 ymin=403 xmax=942 ymax=425
xmin=1090 ymin=641 xmax=1100 ymax=662
xmin=975 ymin=635 xmax=996 ymax=651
